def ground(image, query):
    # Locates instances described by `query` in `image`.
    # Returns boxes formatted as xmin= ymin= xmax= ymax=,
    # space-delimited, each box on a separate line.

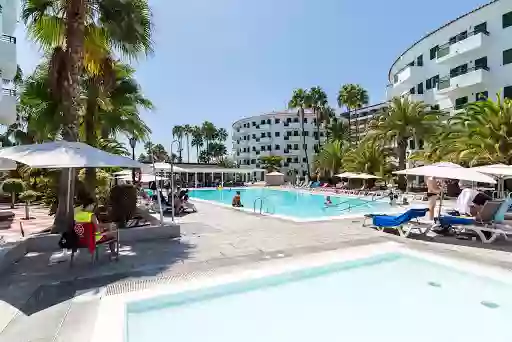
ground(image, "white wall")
xmin=388 ymin=0 xmax=512 ymax=109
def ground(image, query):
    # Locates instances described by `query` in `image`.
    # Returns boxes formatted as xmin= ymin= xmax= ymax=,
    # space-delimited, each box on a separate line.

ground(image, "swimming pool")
xmin=124 ymin=248 xmax=512 ymax=342
xmin=188 ymin=188 xmax=391 ymax=220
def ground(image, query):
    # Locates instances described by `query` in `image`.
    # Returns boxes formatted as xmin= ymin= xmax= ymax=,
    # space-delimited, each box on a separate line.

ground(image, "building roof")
xmin=387 ymin=0 xmax=499 ymax=80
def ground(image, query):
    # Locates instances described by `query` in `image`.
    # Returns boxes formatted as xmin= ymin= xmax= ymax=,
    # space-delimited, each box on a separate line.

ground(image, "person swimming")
xmin=324 ymin=195 xmax=333 ymax=206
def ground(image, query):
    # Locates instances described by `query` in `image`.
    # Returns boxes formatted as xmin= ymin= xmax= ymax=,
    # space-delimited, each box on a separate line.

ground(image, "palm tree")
xmin=325 ymin=117 xmax=350 ymax=143
xmin=314 ymin=140 xmax=346 ymax=177
xmin=215 ymin=127 xmax=228 ymax=142
xmin=337 ymin=84 xmax=369 ymax=144
xmin=201 ymin=121 xmax=217 ymax=154
xmin=172 ymin=125 xmax=184 ymax=162
xmin=260 ymin=156 xmax=283 ymax=172
xmin=183 ymin=124 xmax=192 ymax=163
xmin=368 ymin=97 xmax=441 ymax=190
xmin=288 ymin=88 xmax=311 ymax=178
xmin=22 ymin=0 xmax=152 ymax=230
xmin=430 ymin=95 xmax=512 ymax=166
xmin=343 ymin=139 xmax=394 ymax=183
xmin=309 ymin=86 xmax=328 ymax=150
xmin=191 ymin=126 xmax=204 ymax=162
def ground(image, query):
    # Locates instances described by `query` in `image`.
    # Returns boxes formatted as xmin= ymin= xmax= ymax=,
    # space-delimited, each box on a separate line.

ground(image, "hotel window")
xmin=275 ymin=118 xmax=280 ymax=124
xmin=294 ymin=157 xmax=299 ymax=163
xmin=287 ymin=144 xmax=292 ymax=150
xmin=417 ymin=54 xmax=423 ymax=66
xmin=261 ymin=146 xmax=266 ymax=151
xmin=432 ymin=75 xmax=440 ymax=88
xmin=266 ymin=119 xmax=271 ymax=124
xmin=503 ymin=11 xmax=512 ymax=29
xmin=474 ymin=22 xmax=487 ymax=34
xmin=266 ymin=132 xmax=271 ymax=137
xmin=504 ymin=86 xmax=512 ymax=100
xmin=476 ymin=91 xmax=488 ymax=101
xmin=503 ymin=48 xmax=512 ymax=65
xmin=252 ymin=134 xmax=256 ymax=139
xmin=409 ymin=87 xmax=416 ymax=95
xmin=260 ymin=132 xmax=265 ymax=138
xmin=455 ymin=96 xmax=468 ymax=110
xmin=431 ymin=104 xmax=440 ymax=111
xmin=293 ymin=144 xmax=299 ymax=150
xmin=475 ymin=56 xmax=488 ymax=69
xmin=417 ymin=82 xmax=424 ymax=95
xmin=430 ymin=45 xmax=438 ymax=60
xmin=275 ymin=144 xmax=280 ymax=150
xmin=293 ymin=117 xmax=299 ymax=123
xmin=275 ymin=131 xmax=280 ymax=137
xmin=293 ymin=131 xmax=299 ymax=136
xmin=260 ymin=119 xmax=265 ymax=125
xmin=267 ymin=145 xmax=271 ymax=151
xmin=303 ymin=131 xmax=309 ymax=136
xmin=286 ymin=118 xmax=292 ymax=123
xmin=303 ymin=157 xmax=307 ymax=163
xmin=286 ymin=131 xmax=292 ymax=137
xmin=303 ymin=118 xmax=308 ymax=123
xmin=426 ymin=78 xmax=432 ymax=90
xmin=252 ymin=121 xmax=256 ymax=126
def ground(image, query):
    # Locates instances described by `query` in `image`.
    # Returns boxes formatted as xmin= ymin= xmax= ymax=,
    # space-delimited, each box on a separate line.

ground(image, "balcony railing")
xmin=437 ymin=29 xmax=489 ymax=59
xmin=437 ymin=65 xmax=489 ymax=91
xmin=2 ymin=88 xmax=16 ymax=96
xmin=0 ymin=35 xmax=16 ymax=44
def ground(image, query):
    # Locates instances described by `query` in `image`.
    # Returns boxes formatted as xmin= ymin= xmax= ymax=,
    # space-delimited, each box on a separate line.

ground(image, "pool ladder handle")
xmin=253 ymin=197 xmax=264 ymax=214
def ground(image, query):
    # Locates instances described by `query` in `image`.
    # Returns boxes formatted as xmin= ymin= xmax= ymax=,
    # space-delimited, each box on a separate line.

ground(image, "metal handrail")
xmin=253 ymin=197 xmax=263 ymax=214
xmin=2 ymin=88 xmax=16 ymax=96
xmin=438 ymin=29 xmax=489 ymax=50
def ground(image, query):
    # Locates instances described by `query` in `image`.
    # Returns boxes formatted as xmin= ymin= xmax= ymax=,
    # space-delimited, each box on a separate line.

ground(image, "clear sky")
xmin=15 ymin=0 xmax=489 ymax=160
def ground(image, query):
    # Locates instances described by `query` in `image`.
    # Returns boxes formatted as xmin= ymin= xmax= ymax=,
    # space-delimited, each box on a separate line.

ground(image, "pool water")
xmin=126 ymin=253 xmax=512 ymax=342
xmin=188 ymin=188 xmax=391 ymax=219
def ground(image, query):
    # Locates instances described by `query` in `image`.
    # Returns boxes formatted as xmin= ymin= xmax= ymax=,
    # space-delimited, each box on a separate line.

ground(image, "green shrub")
xmin=2 ymin=178 xmax=25 ymax=208
xmin=19 ymin=190 xmax=39 ymax=203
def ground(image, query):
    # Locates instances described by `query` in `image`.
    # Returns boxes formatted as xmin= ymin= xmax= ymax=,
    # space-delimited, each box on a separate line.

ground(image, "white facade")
xmin=387 ymin=0 xmax=512 ymax=110
xmin=341 ymin=102 xmax=388 ymax=142
xmin=232 ymin=110 xmax=327 ymax=176
xmin=0 ymin=0 xmax=17 ymax=125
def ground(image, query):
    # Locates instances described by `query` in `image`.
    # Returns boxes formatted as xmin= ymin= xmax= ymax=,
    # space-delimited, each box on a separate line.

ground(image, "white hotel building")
xmin=232 ymin=110 xmax=327 ymax=176
xmin=0 ymin=0 xmax=17 ymax=126
xmin=233 ymin=0 xmax=512 ymax=176
xmin=387 ymin=0 xmax=512 ymax=109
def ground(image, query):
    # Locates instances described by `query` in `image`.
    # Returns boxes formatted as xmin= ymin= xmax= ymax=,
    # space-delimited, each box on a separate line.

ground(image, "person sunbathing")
xmin=232 ymin=191 xmax=244 ymax=207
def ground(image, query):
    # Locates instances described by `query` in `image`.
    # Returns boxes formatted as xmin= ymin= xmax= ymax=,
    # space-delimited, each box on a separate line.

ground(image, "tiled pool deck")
xmin=1 ymin=200 xmax=512 ymax=341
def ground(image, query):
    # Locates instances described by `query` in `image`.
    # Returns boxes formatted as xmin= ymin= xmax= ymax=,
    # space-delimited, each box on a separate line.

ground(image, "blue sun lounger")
xmin=371 ymin=208 xmax=430 ymax=237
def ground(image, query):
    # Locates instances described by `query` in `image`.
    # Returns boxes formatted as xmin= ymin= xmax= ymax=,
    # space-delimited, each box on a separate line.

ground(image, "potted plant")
xmin=2 ymin=179 xmax=25 ymax=209
xmin=19 ymin=190 xmax=40 ymax=220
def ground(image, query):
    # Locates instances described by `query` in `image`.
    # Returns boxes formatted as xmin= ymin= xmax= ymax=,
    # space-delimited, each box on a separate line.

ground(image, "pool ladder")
xmin=253 ymin=197 xmax=275 ymax=214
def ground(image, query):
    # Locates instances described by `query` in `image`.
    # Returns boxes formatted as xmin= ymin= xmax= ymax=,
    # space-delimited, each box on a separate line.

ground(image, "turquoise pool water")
xmin=188 ymin=188 xmax=390 ymax=219
xmin=126 ymin=253 xmax=512 ymax=342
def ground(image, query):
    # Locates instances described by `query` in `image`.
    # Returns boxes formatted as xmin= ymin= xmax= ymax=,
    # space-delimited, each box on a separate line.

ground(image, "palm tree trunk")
xmin=354 ymin=107 xmax=359 ymax=143
xmin=186 ymin=136 xmax=190 ymax=163
xmin=300 ymin=108 xmax=310 ymax=178
xmin=84 ymin=85 xmax=98 ymax=198
xmin=397 ymin=137 xmax=407 ymax=191
xmin=53 ymin=0 xmax=86 ymax=233
xmin=347 ymin=108 xmax=352 ymax=145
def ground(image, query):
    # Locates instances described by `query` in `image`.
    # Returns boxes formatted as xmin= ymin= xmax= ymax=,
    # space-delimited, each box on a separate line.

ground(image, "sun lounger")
xmin=438 ymin=200 xmax=507 ymax=243
xmin=369 ymin=208 xmax=430 ymax=237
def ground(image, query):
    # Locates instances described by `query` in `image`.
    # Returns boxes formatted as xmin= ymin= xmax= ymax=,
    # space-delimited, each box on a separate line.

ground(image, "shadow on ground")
xmin=0 ymin=237 xmax=193 ymax=316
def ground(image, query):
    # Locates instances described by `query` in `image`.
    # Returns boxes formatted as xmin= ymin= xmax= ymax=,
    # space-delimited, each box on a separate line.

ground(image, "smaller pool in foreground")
xmin=188 ymin=188 xmax=391 ymax=219
xmin=126 ymin=252 xmax=512 ymax=342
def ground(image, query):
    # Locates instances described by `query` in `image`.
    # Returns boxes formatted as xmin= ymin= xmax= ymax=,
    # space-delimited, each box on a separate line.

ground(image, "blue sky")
xmin=15 ymin=0 xmax=489 ymax=159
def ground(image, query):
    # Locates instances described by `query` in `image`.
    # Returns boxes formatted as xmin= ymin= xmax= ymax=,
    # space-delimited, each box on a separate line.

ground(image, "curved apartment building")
xmin=232 ymin=110 xmax=327 ymax=176
xmin=0 ymin=0 xmax=17 ymax=125
xmin=387 ymin=0 xmax=512 ymax=110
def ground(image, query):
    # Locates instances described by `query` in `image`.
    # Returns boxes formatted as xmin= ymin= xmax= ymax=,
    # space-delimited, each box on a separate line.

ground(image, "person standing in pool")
xmin=232 ymin=191 xmax=244 ymax=207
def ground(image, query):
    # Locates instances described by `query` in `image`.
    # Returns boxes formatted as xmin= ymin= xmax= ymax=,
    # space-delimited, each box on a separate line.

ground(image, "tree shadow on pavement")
xmin=0 ymin=237 xmax=193 ymax=316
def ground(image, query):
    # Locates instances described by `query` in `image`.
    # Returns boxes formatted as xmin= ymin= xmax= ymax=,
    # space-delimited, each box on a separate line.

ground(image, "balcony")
xmin=435 ymin=66 xmax=490 ymax=96
xmin=259 ymin=136 xmax=272 ymax=143
xmin=259 ymin=150 xmax=271 ymax=157
xmin=0 ymin=88 xmax=16 ymax=125
xmin=288 ymin=135 xmax=302 ymax=142
xmin=390 ymin=64 xmax=423 ymax=94
xmin=0 ymin=35 xmax=16 ymax=79
xmin=436 ymin=30 xmax=489 ymax=65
